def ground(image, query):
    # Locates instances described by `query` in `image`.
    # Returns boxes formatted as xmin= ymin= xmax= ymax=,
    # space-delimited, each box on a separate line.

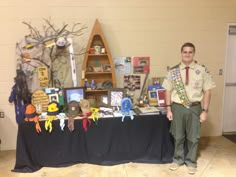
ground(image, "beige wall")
xmin=0 ymin=0 xmax=236 ymax=150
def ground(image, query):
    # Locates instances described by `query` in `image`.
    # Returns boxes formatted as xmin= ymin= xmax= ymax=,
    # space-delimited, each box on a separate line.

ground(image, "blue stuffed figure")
xmin=121 ymin=97 xmax=134 ymax=122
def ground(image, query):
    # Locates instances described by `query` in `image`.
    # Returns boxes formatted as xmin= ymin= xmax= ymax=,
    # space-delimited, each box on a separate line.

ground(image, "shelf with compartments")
xmin=81 ymin=19 xmax=116 ymax=104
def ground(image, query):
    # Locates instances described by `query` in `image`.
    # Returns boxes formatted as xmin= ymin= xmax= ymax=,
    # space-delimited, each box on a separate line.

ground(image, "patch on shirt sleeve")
xmin=195 ymin=69 xmax=201 ymax=75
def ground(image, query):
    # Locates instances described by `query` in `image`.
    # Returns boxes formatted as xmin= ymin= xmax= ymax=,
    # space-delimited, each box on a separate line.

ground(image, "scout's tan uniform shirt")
xmin=162 ymin=61 xmax=216 ymax=103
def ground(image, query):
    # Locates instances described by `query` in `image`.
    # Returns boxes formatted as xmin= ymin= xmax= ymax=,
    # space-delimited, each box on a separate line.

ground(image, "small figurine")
xmin=90 ymin=80 xmax=97 ymax=90
xmin=84 ymin=78 xmax=91 ymax=90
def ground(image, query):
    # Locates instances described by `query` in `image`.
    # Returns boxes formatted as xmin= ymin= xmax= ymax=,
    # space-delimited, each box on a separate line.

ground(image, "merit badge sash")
xmin=170 ymin=66 xmax=191 ymax=107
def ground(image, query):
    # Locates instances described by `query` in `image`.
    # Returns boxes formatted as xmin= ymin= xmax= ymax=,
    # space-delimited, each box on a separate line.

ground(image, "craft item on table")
xmin=24 ymin=104 xmax=41 ymax=133
xmin=99 ymin=107 xmax=114 ymax=117
xmin=89 ymin=107 xmax=100 ymax=122
xmin=45 ymin=102 xmax=60 ymax=133
xmin=57 ymin=113 xmax=66 ymax=131
xmin=66 ymin=101 xmax=80 ymax=132
xmin=79 ymin=99 xmax=92 ymax=132
xmin=135 ymin=106 xmax=160 ymax=115
xmin=8 ymin=69 xmax=31 ymax=124
xmin=121 ymin=97 xmax=134 ymax=122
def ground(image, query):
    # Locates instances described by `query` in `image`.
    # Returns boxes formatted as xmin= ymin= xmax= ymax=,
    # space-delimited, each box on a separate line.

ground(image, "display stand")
xmin=81 ymin=19 xmax=116 ymax=105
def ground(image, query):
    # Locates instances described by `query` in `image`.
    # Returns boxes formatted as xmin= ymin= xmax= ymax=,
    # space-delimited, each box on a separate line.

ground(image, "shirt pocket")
xmin=191 ymin=79 xmax=203 ymax=89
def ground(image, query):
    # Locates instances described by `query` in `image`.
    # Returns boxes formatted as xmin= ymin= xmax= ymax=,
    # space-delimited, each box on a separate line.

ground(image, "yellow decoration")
xmin=89 ymin=107 xmax=100 ymax=122
xmin=44 ymin=40 xmax=56 ymax=48
xmin=45 ymin=102 xmax=59 ymax=133
xmin=45 ymin=116 xmax=56 ymax=133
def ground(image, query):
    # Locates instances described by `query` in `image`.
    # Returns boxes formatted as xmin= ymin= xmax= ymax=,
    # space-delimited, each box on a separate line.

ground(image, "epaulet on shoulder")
xmin=170 ymin=64 xmax=179 ymax=70
xmin=197 ymin=63 xmax=210 ymax=73
xmin=201 ymin=64 xmax=206 ymax=68
xmin=194 ymin=60 xmax=205 ymax=68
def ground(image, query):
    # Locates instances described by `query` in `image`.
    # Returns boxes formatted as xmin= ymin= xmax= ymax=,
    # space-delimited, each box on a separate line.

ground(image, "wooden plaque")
xmin=31 ymin=90 xmax=49 ymax=114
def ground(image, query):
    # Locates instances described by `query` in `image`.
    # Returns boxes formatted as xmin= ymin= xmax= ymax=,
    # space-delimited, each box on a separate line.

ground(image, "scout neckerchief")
xmin=57 ymin=113 xmax=66 ymax=131
xmin=170 ymin=64 xmax=191 ymax=107
xmin=78 ymin=112 xmax=92 ymax=132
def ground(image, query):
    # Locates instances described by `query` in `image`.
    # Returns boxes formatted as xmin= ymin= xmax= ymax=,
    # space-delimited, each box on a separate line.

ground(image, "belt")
xmin=173 ymin=102 xmax=201 ymax=107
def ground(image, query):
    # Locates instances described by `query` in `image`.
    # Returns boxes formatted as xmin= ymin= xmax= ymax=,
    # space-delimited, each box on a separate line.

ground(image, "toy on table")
xmin=24 ymin=104 xmax=41 ymax=133
xmin=66 ymin=100 xmax=80 ymax=132
xmin=79 ymin=99 xmax=92 ymax=132
xmin=45 ymin=102 xmax=59 ymax=133
xmin=121 ymin=97 xmax=134 ymax=122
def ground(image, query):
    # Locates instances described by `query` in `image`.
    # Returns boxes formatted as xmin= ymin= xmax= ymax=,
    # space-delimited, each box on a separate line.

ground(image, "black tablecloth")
xmin=13 ymin=114 xmax=174 ymax=172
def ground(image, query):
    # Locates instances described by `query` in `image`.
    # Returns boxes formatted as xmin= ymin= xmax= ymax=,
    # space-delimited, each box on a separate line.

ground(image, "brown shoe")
xmin=187 ymin=166 xmax=197 ymax=175
xmin=169 ymin=163 xmax=181 ymax=171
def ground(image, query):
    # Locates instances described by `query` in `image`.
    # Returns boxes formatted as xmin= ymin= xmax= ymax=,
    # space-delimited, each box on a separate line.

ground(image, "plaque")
xmin=31 ymin=90 xmax=49 ymax=114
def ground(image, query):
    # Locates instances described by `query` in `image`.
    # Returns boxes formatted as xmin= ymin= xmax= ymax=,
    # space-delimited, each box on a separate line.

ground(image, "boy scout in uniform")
xmin=162 ymin=42 xmax=215 ymax=175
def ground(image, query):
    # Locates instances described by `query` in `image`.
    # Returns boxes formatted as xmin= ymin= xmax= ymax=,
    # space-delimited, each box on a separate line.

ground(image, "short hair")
xmin=181 ymin=42 xmax=195 ymax=53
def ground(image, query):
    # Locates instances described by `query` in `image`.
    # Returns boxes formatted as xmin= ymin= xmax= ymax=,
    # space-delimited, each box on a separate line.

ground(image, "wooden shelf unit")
xmin=81 ymin=19 xmax=116 ymax=103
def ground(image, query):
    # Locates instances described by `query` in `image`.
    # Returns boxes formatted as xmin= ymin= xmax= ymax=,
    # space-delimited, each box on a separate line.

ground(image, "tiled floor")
xmin=0 ymin=136 xmax=235 ymax=177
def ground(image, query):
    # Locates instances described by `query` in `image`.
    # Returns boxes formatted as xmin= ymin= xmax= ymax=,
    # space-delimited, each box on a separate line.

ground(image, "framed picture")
xmin=156 ymin=89 xmax=166 ymax=107
xmin=108 ymin=88 xmax=126 ymax=107
xmin=103 ymin=64 xmax=111 ymax=72
xmin=63 ymin=87 xmax=85 ymax=105
xmin=44 ymin=87 xmax=60 ymax=94
xmin=49 ymin=93 xmax=59 ymax=103
xmin=152 ymin=77 xmax=164 ymax=85
xmin=148 ymin=90 xmax=158 ymax=106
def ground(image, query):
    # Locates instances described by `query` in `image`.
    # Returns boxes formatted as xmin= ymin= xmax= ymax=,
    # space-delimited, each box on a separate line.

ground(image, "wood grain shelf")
xmin=81 ymin=19 xmax=116 ymax=104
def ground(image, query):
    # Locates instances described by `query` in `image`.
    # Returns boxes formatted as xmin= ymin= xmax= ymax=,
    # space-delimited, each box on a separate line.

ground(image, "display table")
xmin=13 ymin=114 xmax=174 ymax=173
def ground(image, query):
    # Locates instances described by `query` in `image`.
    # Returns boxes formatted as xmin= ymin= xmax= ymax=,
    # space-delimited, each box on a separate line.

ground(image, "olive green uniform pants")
xmin=170 ymin=103 xmax=202 ymax=167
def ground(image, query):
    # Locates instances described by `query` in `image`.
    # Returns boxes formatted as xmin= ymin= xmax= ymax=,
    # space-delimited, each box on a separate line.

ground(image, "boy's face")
xmin=181 ymin=46 xmax=195 ymax=64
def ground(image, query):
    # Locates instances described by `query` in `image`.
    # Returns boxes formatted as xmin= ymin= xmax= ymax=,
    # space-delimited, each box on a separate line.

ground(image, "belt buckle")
xmin=185 ymin=104 xmax=191 ymax=109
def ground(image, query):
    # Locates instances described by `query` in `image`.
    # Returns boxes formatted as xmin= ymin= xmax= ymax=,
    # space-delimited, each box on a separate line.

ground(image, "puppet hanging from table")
xmin=66 ymin=100 xmax=80 ymax=132
xmin=79 ymin=99 xmax=92 ymax=132
xmin=121 ymin=97 xmax=134 ymax=122
xmin=45 ymin=102 xmax=60 ymax=133
xmin=9 ymin=69 xmax=32 ymax=124
xmin=24 ymin=104 xmax=41 ymax=133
